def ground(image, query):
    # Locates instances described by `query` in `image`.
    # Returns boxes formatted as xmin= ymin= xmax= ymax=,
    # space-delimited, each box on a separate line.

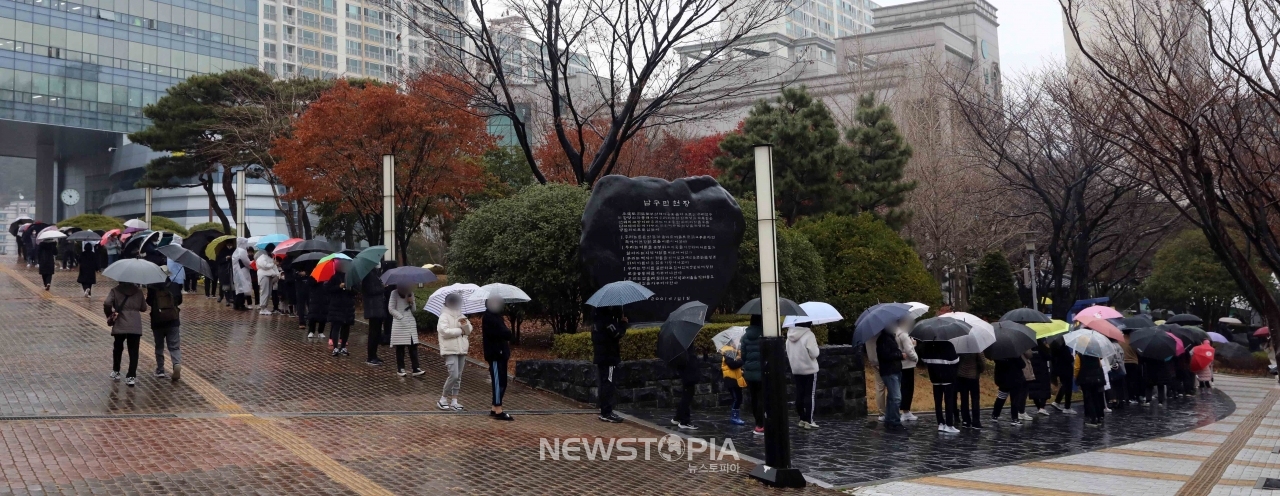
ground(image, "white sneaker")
xmin=1062 ymin=409 xmax=1077 ymax=415
xmin=1104 ymin=407 xmax=1113 ymax=413
xmin=259 ymin=310 xmax=272 ymax=315
xmin=109 ymin=371 xmax=121 ymax=381
xmin=1037 ymin=408 xmax=1050 ymax=416
xmin=307 ymin=332 xmax=315 ymax=338
xmin=901 ymin=412 xmax=918 ymax=421
xmin=937 ymin=424 xmax=949 ymax=432
xmin=451 ymin=402 xmax=464 ymax=411
xmin=1018 ymin=413 xmax=1033 ymax=421
xmin=806 ymin=421 xmax=819 ymax=429
xmin=1050 ymin=402 xmax=1063 ymax=412
xmin=946 ymin=425 xmax=960 ymax=433
xmin=877 ymin=415 xmax=885 ymax=422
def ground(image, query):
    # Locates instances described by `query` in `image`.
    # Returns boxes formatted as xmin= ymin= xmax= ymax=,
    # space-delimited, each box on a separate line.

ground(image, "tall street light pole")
xmin=748 ymin=144 xmax=805 ymax=488
xmin=1027 ymin=241 xmax=1037 ymax=312
xmin=235 ymin=169 xmax=247 ymax=237
xmin=382 ymin=154 xmax=395 ymax=262
xmin=144 ymin=188 xmax=153 ymax=225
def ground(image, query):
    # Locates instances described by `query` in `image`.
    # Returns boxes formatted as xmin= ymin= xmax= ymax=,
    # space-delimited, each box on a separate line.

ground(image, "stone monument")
xmin=580 ymin=175 xmax=745 ymax=323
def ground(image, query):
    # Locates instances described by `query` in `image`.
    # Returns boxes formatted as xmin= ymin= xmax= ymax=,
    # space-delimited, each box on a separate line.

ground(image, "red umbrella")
xmin=272 ymin=238 xmax=304 ymax=257
xmin=310 ymin=253 xmax=352 ymax=282
xmin=99 ymin=229 xmax=121 ymax=245
xmin=1191 ymin=342 xmax=1215 ymax=371
xmin=1256 ymin=327 xmax=1271 ymax=338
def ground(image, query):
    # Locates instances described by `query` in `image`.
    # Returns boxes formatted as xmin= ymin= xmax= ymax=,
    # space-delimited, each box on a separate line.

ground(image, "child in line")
xmin=720 ymin=337 xmax=746 ymax=425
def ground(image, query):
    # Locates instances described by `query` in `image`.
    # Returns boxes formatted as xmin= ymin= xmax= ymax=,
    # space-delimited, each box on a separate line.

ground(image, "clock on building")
xmin=60 ymin=189 xmax=80 ymax=206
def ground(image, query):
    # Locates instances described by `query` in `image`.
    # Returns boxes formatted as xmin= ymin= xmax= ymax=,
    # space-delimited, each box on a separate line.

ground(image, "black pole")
xmin=749 ymin=336 xmax=806 ymax=488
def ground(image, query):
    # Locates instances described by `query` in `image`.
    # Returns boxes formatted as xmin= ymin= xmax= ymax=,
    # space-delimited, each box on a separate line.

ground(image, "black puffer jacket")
xmin=361 ymin=270 xmax=387 ymax=319
xmin=1028 ymin=345 xmax=1053 ymax=400
xmin=325 ymin=274 xmax=356 ymax=325
xmin=1076 ymin=354 xmax=1107 ymax=386
xmin=482 ymin=310 xmax=511 ymax=362
xmin=592 ymin=314 xmax=627 ymax=366
xmin=993 ymin=357 xmax=1025 ymax=391
xmin=741 ymin=325 xmax=763 ymax=383
xmin=917 ymin=341 xmax=959 ymax=386
xmin=307 ymin=277 xmax=328 ymax=322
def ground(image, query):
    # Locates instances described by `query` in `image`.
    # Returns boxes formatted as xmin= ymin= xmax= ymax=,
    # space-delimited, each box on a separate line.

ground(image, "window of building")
xmin=323 ymin=53 xmax=338 ymax=68
xmin=365 ymin=43 xmax=381 ymax=60
xmin=263 ymin=62 xmax=278 ymax=76
xmin=346 ymin=58 xmax=361 ymax=73
xmin=365 ymin=26 xmax=383 ymax=44
xmin=264 ymin=43 xmax=277 ymax=58
xmin=346 ymin=4 xmax=361 ymax=19
xmin=323 ymin=35 xmax=337 ymax=51
xmin=263 ymin=4 xmax=277 ymax=20
xmin=346 ymin=22 xmax=361 ymax=38
xmin=322 ymin=16 xmax=337 ymax=32
xmin=264 ymin=24 xmax=278 ymax=39
xmin=347 ymin=40 xmax=361 ymax=55
xmin=322 ymin=0 xmax=336 ymax=14
xmin=365 ymin=61 xmax=383 ymax=78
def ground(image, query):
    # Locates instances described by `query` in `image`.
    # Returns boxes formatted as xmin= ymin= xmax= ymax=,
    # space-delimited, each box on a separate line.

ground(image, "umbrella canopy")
xmin=1078 ymin=305 xmax=1123 ymax=320
xmin=380 ymin=266 xmax=438 ymax=288
xmin=122 ymin=230 xmax=161 ymax=256
xmin=1063 ymin=329 xmax=1115 ymax=358
xmin=1075 ymin=313 xmax=1125 ymax=341
xmin=468 ymin=283 xmax=532 ymax=303
xmin=1256 ymin=327 xmax=1271 ymax=338
xmin=311 ymin=253 xmax=352 ymax=282
xmin=37 ymin=230 xmax=67 ymax=242
xmin=423 ymin=283 xmax=486 ymax=315
xmin=1000 ymin=308 xmax=1051 ymax=324
xmin=852 ymin=303 xmax=912 ymax=347
xmin=737 ymin=297 xmax=806 ymax=317
xmin=1168 ymin=325 xmax=1209 ymax=347
xmin=1027 ymin=319 xmax=1071 ymax=339
xmin=712 ymin=326 xmax=747 ymax=350
xmin=1128 ymin=327 xmax=1179 ymax=361
xmin=910 ymin=317 xmax=972 ymax=342
xmin=346 ymin=246 xmax=388 ymax=288
xmin=271 ymin=238 xmax=304 ymax=256
xmin=122 ymin=226 xmax=146 ymax=236
xmin=123 ymin=219 xmax=148 ymax=229
xmin=906 ymin=302 xmax=930 ymax=319
xmin=1218 ymin=317 xmax=1243 ymax=325
xmin=1122 ymin=315 xmax=1156 ymax=330
xmin=67 ymin=230 xmax=100 ymax=242
xmin=279 ymin=239 xmax=336 ymax=255
xmin=156 ymin=244 xmax=212 ymax=277
xmin=937 ymin=312 xmax=998 ymax=354
xmin=99 ymin=229 xmax=122 ymax=246
xmin=1169 ymin=332 xmax=1186 ymax=356
xmin=1166 ymin=313 xmax=1204 ymax=325
xmin=254 ymin=234 xmax=290 ymax=249
xmin=783 ymin=301 xmax=843 ymax=327
xmin=984 ymin=321 xmax=1038 ymax=360
xmin=586 ymin=281 xmax=654 ymax=307
xmin=293 ymin=251 xmax=333 ymax=264
xmin=182 ymin=229 xmax=224 ymax=257
xmin=1207 ymin=331 xmax=1229 ymax=344
xmin=204 ymin=235 xmax=238 ymax=259
xmin=103 ymin=258 xmax=168 ymax=285
xmin=657 ymin=301 xmax=708 ymax=365
xmin=1191 ymin=342 xmax=1215 ymax=371
xmin=7 ymin=217 xmax=32 ymax=237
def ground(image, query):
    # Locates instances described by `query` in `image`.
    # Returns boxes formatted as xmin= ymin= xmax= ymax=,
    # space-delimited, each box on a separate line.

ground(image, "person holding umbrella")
xmin=1049 ymin=335 xmax=1077 ymax=415
xmin=1028 ymin=340 xmax=1053 ymax=415
xmin=104 ymin=234 xmax=122 ymax=267
xmin=482 ymin=295 xmax=514 ymax=421
xmin=1076 ymin=349 xmax=1108 ymax=427
xmin=255 ymin=244 xmax=280 ymax=316
xmin=787 ymin=321 xmax=821 ymax=429
xmin=326 ymin=271 xmax=356 ymax=356
xmin=37 ymin=237 xmax=57 ymax=290
xmin=721 ymin=335 xmax=747 ymax=426
xmin=361 ymin=263 xmax=387 ymax=366
xmin=77 ymin=243 xmax=98 ymax=297
xmin=231 ymin=239 xmax=253 ymax=311
xmin=1192 ymin=340 xmax=1215 ymax=390
xmin=593 ymin=306 xmax=629 ymax=423
xmin=387 ymin=283 xmax=425 ymax=377
xmin=102 ymin=268 xmax=153 ymax=387
xmin=436 ymin=293 xmax=472 ymax=410
xmin=306 ymin=268 xmax=328 ymax=339
xmin=146 ymin=265 xmax=183 ymax=381
xmin=657 ymin=301 xmax=708 ymax=431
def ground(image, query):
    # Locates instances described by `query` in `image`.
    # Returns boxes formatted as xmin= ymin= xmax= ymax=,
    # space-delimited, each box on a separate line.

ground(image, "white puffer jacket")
xmin=436 ymin=307 xmax=472 ymax=355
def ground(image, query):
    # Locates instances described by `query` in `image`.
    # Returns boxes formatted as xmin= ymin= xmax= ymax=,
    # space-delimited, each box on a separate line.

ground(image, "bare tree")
xmin=384 ymin=0 xmax=790 ymax=185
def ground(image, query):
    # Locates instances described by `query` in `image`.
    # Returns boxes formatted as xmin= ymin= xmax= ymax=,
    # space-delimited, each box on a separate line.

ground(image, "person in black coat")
xmin=592 ymin=306 xmax=628 ymax=423
xmin=36 ymin=241 xmax=57 ymax=290
xmin=1028 ymin=341 xmax=1053 ymax=414
xmin=876 ymin=329 xmax=906 ymax=431
xmin=325 ymin=272 xmax=355 ymax=356
xmin=482 ymin=297 xmax=514 ymax=421
xmin=1050 ymin=338 xmax=1076 ymax=413
xmin=1077 ymin=354 xmax=1108 ymax=426
xmin=77 ymin=244 xmax=98 ymax=297
xmin=307 ymin=274 xmax=328 ymax=338
xmin=669 ymin=340 xmax=701 ymax=430
xmin=1142 ymin=356 xmax=1175 ymax=406
xmin=918 ymin=341 xmax=960 ymax=433
xmin=740 ymin=316 xmax=765 ymax=432
xmin=360 ymin=267 xmax=387 ymax=366
xmin=294 ymin=269 xmax=312 ymax=330
xmin=991 ymin=356 xmax=1027 ymax=425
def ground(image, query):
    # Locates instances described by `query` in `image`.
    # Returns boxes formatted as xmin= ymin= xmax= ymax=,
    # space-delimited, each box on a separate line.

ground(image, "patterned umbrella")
xmin=311 ymin=253 xmax=352 ymax=282
xmin=1191 ymin=342 xmax=1215 ymax=371
xmin=423 ymin=283 xmax=485 ymax=315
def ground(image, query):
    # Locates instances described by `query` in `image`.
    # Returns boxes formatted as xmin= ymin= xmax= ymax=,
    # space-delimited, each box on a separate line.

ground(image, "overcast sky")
xmin=876 ymin=0 xmax=1067 ymax=78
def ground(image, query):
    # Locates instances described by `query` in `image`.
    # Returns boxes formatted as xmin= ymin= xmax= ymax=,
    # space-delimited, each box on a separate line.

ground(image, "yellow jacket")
xmin=721 ymin=344 xmax=746 ymax=388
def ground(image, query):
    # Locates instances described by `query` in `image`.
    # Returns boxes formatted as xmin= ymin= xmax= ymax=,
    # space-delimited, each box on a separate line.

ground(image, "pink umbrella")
xmin=1078 ymin=305 xmax=1123 ymax=320
xmin=39 ymin=225 xmax=60 ymax=235
xmin=1256 ymin=327 xmax=1271 ymax=338
xmin=123 ymin=226 xmax=146 ymax=235
xmin=272 ymin=238 xmax=304 ymax=257
xmin=99 ymin=229 xmax=121 ymax=245
xmin=1082 ymin=318 xmax=1124 ymax=341
xmin=1168 ymin=332 xmax=1186 ymax=355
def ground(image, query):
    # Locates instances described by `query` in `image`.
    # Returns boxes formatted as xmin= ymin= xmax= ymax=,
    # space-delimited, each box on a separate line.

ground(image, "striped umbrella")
xmin=423 ymin=283 xmax=485 ymax=315
xmin=585 ymin=281 xmax=654 ymax=307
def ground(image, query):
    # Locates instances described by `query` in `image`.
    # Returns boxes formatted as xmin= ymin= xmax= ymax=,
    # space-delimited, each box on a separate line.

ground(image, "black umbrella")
xmin=156 ymin=244 xmax=213 ymax=278
xmin=983 ymin=321 xmax=1038 ymax=360
xmin=852 ymin=303 xmax=911 ymax=347
xmin=999 ymin=308 xmax=1051 ymax=324
xmin=1166 ymin=313 xmax=1203 ymax=325
xmin=279 ymin=239 xmax=335 ymax=254
xmin=182 ymin=229 xmax=224 ymax=259
xmin=122 ymin=231 xmax=160 ymax=257
xmin=1122 ymin=315 xmax=1155 ymax=330
xmin=380 ymin=266 xmax=438 ymax=287
xmin=658 ymin=301 xmax=708 ymax=365
xmin=67 ymin=230 xmax=100 ymax=242
xmin=910 ymin=317 xmax=972 ymax=342
xmin=736 ymin=297 xmax=806 ymax=317
xmin=1167 ymin=324 xmax=1208 ymax=346
xmin=1128 ymin=327 xmax=1179 ymax=360
xmin=7 ymin=217 xmax=32 ymax=237
xmin=293 ymin=252 xmax=333 ymax=264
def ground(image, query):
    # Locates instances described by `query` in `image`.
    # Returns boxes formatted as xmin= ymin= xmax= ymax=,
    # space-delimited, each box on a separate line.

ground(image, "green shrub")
xmin=58 ymin=214 xmax=124 ymax=231
xmin=448 ymin=184 xmax=591 ymax=333
xmin=149 ymin=216 xmax=189 ymax=237
xmin=969 ymin=251 xmax=1022 ymax=321
xmin=187 ymin=221 xmax=233 ymax=235
xmin=553 ymin=322 xmax=828 ymax=360
xmin=708 ymin=314 xmax=751 ymax=324
xmin=410 ymin=280 xmax=449 ymax=331
xmin=722 ymin=200 xmax=827 ymax=312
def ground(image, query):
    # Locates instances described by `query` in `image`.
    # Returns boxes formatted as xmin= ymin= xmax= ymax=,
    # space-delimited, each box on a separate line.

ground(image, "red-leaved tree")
xmin=532 ymin=125 xmax=725 ymax=182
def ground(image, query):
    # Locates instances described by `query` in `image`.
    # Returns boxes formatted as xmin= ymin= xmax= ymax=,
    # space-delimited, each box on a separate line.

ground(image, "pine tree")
xmin=970 ymin=252 xmax=1023 ymax=321
xmin=842 ymin=94 xmax=917 ymax=231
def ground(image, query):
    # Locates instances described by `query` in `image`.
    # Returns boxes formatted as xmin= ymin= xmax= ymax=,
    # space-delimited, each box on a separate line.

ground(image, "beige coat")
xmin=103 ymin=284 xmax=148 ymax=335
xmin=436 ymin=307 xmax=472 ymax=355
xmin=387 ymin=292 xmax=418 ymax=346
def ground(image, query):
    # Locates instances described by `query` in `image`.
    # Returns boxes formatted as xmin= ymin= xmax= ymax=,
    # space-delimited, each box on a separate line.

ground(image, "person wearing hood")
xmin=230 ymin=239 xmax=253 ymax=311
xmin=720 ymin=337 xmax=747 ymax=426
xmin=918 ymin=341 xmax=960 ymax=433
xmin=77 ymin=243 xmax=98 ymax=297
xmin=786 ymin=322 xmax=821 ymax=429
xmin=387 ymin=284 xmax=424 ymax=377
xmin=103 ymin=282 xmax=148 ymax=387
xmin=436 ymin=293 xmax=473 ymax=411
xmin=37 ymin=240 xmax=56 ymax=290
xmin=361 ymin=264 xmax=387 ymax=366
xmin=741 ymin=315 xmax=765 ymax=434
xmin=325 ymin=272 xmax=356 ymax=356
xmin=147 ymin=265 xmax=184 ymax=381
xmin=254 ymin=244 xmax=280 ymax=316
xmin=592 ymin=306 xmax=628 ymax=423
xmin=482 ymin=296 xmax=514 ymax=421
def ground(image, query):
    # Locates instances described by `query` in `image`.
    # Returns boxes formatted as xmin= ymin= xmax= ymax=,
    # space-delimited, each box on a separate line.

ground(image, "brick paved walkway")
xmin=0 ymin=262 xmax=824 ymax=495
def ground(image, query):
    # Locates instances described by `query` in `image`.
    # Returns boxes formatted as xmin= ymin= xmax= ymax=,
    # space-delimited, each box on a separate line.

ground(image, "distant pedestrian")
xmin=786 ymin=322 xmax=820 ymax=429
xmin=325 ymin=272 xmax=355 ymax=356
xmin=669 ymin=338 xmax=701 ymax=431
xmin=720 ymin=339 xmax=746 ymax=426
xmin=103 ymin=282 xmax=148 ymax=387
xmin=1076 ymin=352 xmax=1108 ymax=427
xmin=593 ymin=306 xmax=629 ymax=424
xmin=104 ymin=235 xmax=122 ymax=266
xmin=146 ymin=268 xmax=183 ymax=382
xmin=919 ymin=341 xmax=959 ymax=433
xmin=896 ymin=324 xmax=919 ymax=422
xmin=1050 ymin=337 xmax=1077 ymax=414
xmin=254 ymin=244 xmax=279 ymax=316
xmin=306 ymin=273 xmax=328 ymax=339
xmin=278 ymin=257 xmax=294 ymax=315
xmin=294 ymin=267 xmax=311 ymax=330
xmin=59 ymin=238 xmax=74 ymax=270
xmin=991 ymin=355 xmax=1028 ymax=425
xmin=1028 ymin=340 xmax=1053 ymax=415
xmin=388 ymin=285 xmax=423 ymax=377
xmin=37 ymin=241 xmax=56 ymax=290
xmin=361 ymin=265 xmax=387 ymax=366
xmin=231 ymin=239 xmax=253 ymax=311
xmin=741 ymin=316 xmax=765 ymax=434
xmin=77 ymin=243 xmax=98 ymax=297
xmin=436 ymin=293 xmax=472 ymax=411
xmin=482 ymin=296 xmax=514 ymax=421
xmin=875 ymin=326 xmax=907 ymax=433
xmin=956 ymin=353 xmax=984 ymax=429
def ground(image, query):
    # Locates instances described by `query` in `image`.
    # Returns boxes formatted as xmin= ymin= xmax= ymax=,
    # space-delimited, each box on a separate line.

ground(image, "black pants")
xmin=597 ymin=364 xmax=617 ymax=416
xmin=489 ymin=358 xmax=509 ymax=407
xmin=309 ymin=320 xmax=326 ymax=337
xmin=381 ymin=317 xmax=392 ymax=346
xmin=676 ymin=380 xmax=696 ymax=424
xmin=205 ymin=274 xmax=218 ymax=296
xmin=724 ymin=378 xmax=743 ymax=410
xmin=957 ymin=377 xmax=982 ymax=427
xmin=233 ymin=293 xmax=247 ymax=310
xmin=1149 ymin=384 xmax=1168 ymax=405
xmin=395 ymin=344 xmax=420 ymax=371
xmin=1082 ymin=383 xmax=1106 ymax=422
xmin=793 ymin=373 xmax=816 ymax=424
xmin=993 ymin=383 xmax=1027 ymax=420
xmin=296 ymin=299 xmax=308 ymax=327
xmin=112 ymin=334 xmax=140 ymax=378
xmin=40 ymin=273 xmax=51 ymax=286
xmin=900 ymin=368 xmax=915 ymax=412
xmin=1033 ymin=396 xmax=1047 ymax=409
xmin=366 ymin=318 xmax=384 ymax=360
xmin=271 ymin=286 xmax=281 ymax=312
xmin=1054 ymin=372 xmax=1074 ymax=408
xmin=933 ymin=383 xmax=958 ymax=427
xmin=747 ymin=380 xmax=764 ymax=428
xmin=184 ymin=277 xmax=198 ymax=293
xmin=1125 ymin=363 xmax=1145 ymax=401
xmin=332 ymin=323 xmax=351 ymax=347
xmin=81 ymin=283 xmax=92 ymax=292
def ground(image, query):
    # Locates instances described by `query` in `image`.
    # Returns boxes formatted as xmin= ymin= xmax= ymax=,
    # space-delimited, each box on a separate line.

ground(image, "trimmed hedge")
xmin=553 ymin=323 xmax=829 ymax=361
xmin=188 ymin=222 xmax=234 ymax=235
xmin=150 ymin=215 xmax=189 ymax=237
xmin=722 ymin=201 xmax=828 ymax=312
xmin=58 ymin=214 xmax=124 ymax=231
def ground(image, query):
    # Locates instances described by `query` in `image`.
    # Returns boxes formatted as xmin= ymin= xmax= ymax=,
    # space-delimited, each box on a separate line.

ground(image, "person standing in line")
xmin=896 ymin=323 xmax=919 ymax=422
xmin=1028 ymin=340 xmax=1054 ymax=415
xmin=306 ymin=272 xmax=328 ymax=339
xmin=741 ymin=316 xmax=765 ymax=434
xmin=436 ymin=293 xmax=472 ymax=411
xmin=1076 ymin=351 xmax=1108 ymax=427
xmin=991 ymin=355 xmax=1027 ymax=426
xmin=146 ymin=266 xmax=183 ymax=381
xmin=786 ymin=322 xmax=821 ymax=429
xmin=919 ymin=341 xmax=960 ymax=433
xmin=1049 ymin=337 xmax=1077 ymax=414
xmin=876 ymin=327 xmax=907 ymax=433
xmin=593 ymin=306 xmax=628 ymax=423
xmin=294 ymin=268 xmax=312 ymax=331
xmin=77 ymin=243 xmax=98 ymax=297
xmin=104 ymin=235 xmax=122 ymax=267
xmin=204 ymin=250 xmax=220 ymax=299
xmin=254 ymin=244 xmax=279 ymax=316
xmin=1122 ymin=332 xmax=1145 ymax=405
xmin=720 ymin=339 xmax=747 ymax=426
xmin=325 ymin=272 xmax=355 ymax=356
xmin=482 ymin=295 xmax=514 ymax=421
xmin=670 ymin=339 xmax=701 ymax=431
xmin=379 ymin=261 xmax=398 ymax=347
xmin=278 ymin=256 xmax=294 ymax=316
xmin=387 ymin=284 xmax=424 ymax=377
xmin=104 ymin=281 xmax=148 ymax=387
xmin=361 ymin=265 xmax=387 ymax=366
xmin=37 ymin=240 xmax=56 ymax=290
xmin=218 ymin=251 xmax=234 ymax=306
xmin=1195 ymin=340 xmax=1215 ymax=390
xmin=866 ymin=330 xmax=887 ymax=422
xmin=231 ymin=239 xmax=253 ymax=311
xmin=956 ymin=352 xmax=984 ymax=429
xmin=1142 ymin=355 xmax=1174 ymax=407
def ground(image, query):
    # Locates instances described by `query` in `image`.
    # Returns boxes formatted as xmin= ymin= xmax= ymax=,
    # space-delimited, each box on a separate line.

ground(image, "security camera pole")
xmin=749 ymin=144 xmax=805 ymax=488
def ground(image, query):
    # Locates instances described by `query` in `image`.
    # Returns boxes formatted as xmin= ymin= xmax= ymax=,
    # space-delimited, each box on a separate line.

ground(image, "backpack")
xmin=152 ymin=286 xmax=179 ymax=324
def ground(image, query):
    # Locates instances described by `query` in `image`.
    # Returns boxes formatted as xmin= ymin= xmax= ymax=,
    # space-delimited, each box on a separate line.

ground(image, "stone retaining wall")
xmin=514 ymin=345 xmax=867 ymax=416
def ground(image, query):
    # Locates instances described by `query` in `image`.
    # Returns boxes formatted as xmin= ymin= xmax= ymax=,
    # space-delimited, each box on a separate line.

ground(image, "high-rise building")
xmin=758 ymin=0 xmax=880 ymax=41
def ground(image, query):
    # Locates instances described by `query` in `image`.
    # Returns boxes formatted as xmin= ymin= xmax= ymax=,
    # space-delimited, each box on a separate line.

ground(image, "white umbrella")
xmin=123 ymin=219 xmax=149 ymax=229
xmin=1063 ymin=329 xmax=1116 ymax=358
xmin=1219 ymin=317 xmax=1243 ymax=325
xmin=103 ymin=258 xmax=168 ymax=285
xmin=906 ymin=301 xmax=930 ymax=319
xmin=712 ymin=326 xmax=747 ymax=350
xmin=783 ymin=301 xmax=844 ymax=327
xmin=37 ymin=230 xmax=67 ymax=241
xmin=939 ymin=311 xmax=997 ymax=354
xmin=467 ymin=283 xmax=531 ymax=303
xmin=423 ymin=283 xmax=485 ymax=315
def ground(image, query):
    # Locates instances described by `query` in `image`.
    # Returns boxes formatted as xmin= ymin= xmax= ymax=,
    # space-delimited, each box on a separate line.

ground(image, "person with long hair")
xmin=103 ymin=281 xmax=148 ymax=387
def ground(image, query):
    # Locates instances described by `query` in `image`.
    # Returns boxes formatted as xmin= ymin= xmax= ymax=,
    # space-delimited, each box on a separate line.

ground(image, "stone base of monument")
xmin=749 ymin=464 xmax=807 ymax=488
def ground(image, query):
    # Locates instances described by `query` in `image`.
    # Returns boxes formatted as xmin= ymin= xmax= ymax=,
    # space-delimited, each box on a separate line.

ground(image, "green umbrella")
xmin=346 ymin=245 xmax=387 ymax=287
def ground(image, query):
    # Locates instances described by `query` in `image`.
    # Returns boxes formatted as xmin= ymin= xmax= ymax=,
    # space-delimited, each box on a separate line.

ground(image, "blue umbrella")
xmin=852 ymin=303 xmax=912 ymax=347
xmin=255 ymin=234 xmax=289 ymax=249
xmin=585 ymin=281 xmax=654 ymax=307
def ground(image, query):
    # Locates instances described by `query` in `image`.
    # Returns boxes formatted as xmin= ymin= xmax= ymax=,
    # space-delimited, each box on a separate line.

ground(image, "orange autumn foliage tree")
xmin=532 ymin=123 xmax=725 ymax=182
xmin=273 ymin=73 xmax=489 ymax=260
